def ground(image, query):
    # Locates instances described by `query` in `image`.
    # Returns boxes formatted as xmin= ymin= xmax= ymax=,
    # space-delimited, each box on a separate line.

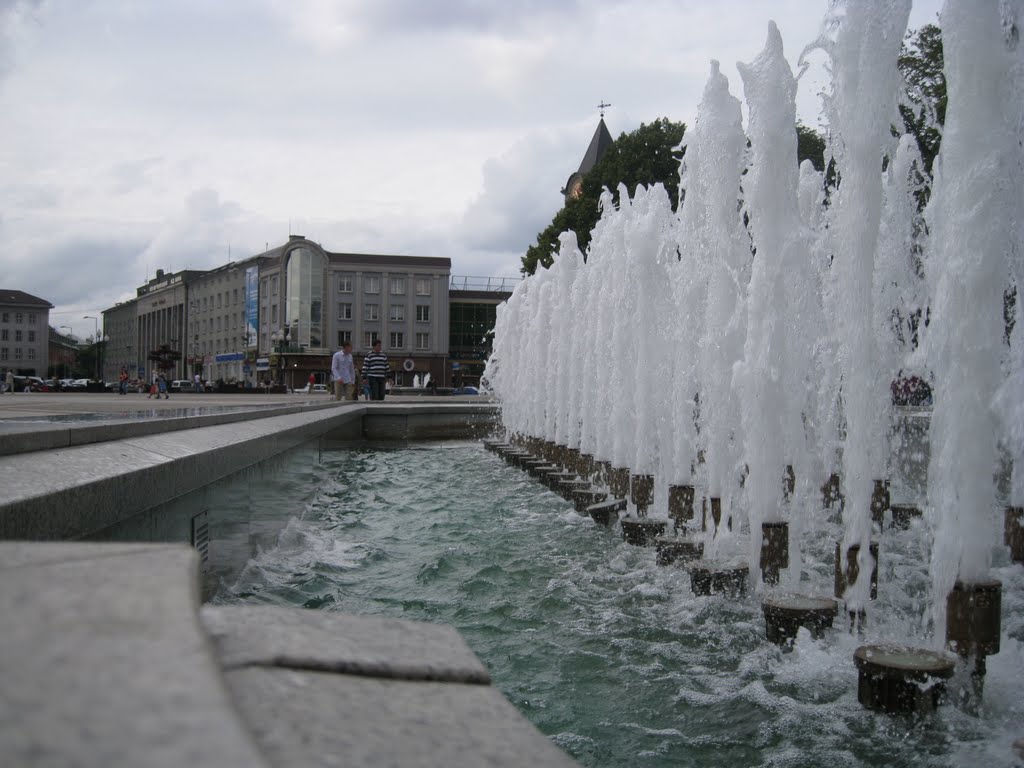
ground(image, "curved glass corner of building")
xmin=285 ymin=246 xmax=325 ymax=350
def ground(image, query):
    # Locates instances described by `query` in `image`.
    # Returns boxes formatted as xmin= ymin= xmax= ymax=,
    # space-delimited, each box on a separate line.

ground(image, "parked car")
xmin=171 ymin=380 xmax=194 ymax=392
xmin=452 ymin=386 xmax=479 ymax=396
xmin=294 ymin=383 xmax=329 ymax=394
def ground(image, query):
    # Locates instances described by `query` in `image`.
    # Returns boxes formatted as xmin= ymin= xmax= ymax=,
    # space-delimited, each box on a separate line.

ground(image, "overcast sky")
xmin=1 ymin=0 xmax=941 ymax=339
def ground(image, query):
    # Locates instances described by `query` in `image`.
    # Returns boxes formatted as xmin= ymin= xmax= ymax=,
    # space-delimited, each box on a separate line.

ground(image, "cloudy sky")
xmin=1 ymin=0 xmax=941 ymax=339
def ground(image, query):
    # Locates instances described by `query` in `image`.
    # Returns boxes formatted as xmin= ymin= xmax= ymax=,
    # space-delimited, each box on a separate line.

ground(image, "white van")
xmin=170 ymin=379 xmax=194 ymax=392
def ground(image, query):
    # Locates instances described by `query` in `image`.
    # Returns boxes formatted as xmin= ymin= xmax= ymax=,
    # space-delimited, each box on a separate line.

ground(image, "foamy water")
xmin=213 ymin=445 xmax=1024 ymax=768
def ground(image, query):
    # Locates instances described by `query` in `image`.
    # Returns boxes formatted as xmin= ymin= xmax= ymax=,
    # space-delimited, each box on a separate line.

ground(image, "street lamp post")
xmin=270 ymin=328 xmax=290 ymax=392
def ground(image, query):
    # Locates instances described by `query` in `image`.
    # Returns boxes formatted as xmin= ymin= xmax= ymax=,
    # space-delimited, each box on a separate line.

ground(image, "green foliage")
xmin=898 ymin=23 xmax=945 ymax=174
xmin=148 ymin=343 xmax=182 ymax=373
xmin=796 ymin=123 xmax=826 ymax=172
xmin=522 ymin=119 xmax=830 ymax=276
xmin=522 ymin=118 xmax=686 ymax=275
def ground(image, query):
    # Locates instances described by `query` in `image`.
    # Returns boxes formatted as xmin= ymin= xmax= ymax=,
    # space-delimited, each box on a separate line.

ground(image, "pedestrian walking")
xmin=331 ymin=341 xmax=356 ymax=401
xmin=361 ymin=339 xmax=389 ymax=401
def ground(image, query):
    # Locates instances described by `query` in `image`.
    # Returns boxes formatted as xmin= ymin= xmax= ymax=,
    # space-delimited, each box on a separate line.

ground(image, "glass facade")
xmin=285 ymin=247 xmax=324 ymax=349
xmin=449 ymin=302 xmax=496 ymax=351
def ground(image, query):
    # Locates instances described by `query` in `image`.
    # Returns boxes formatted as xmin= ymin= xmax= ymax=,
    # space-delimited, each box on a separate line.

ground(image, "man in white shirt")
xmin=331 ymin=341 xmax=356 ymax=401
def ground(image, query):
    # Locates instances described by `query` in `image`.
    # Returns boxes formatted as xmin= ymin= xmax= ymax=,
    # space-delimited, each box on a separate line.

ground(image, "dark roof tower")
xmin=562 ymin=104 xmax=614 ymax=204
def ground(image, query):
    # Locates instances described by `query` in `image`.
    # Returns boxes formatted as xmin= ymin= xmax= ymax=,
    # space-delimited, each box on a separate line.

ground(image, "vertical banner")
xmin=245 ymin=265 xmax=259 ymax=347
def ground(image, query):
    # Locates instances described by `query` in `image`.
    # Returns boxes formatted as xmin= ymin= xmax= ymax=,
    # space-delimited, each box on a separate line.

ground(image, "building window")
xmin=0 ymin=329 xmax=6 ymax=341
xmin=27 ymin=348 xmax=35 ymax=360
xmin=27 ymin=331 xmax=35 ymax=343
xmin=233 ymin=288 xmax=238 ymax=305
xmin=15 ymin=313 xmax=23 ymax=323
xmin=338 ymin=303 xmax=353 ymax=320
xmin=14 ymin=330 xmax=22 ymax=342
xmin=338 ymin=275 xmax=352 ymax=292
xmin=390 ymin=332 xmax=404 ymax=349
xmin=0 ymin=348 xmax=6 ymax=360
xmin=390 ymin=277 xmax=406 ymax=295
xmin=364 ymin=275 xmax=380 ymax=294
xmin=337 ymin=330 xmax=352 ymax=346
xmin=365 ymin=303 xmax=379 ymax=321
xmin=389 ymin=305 xmax=404 ymax=322
xmin=416 ymin=305 xmax=430 ymax=322
xmin=271 ymin=275 xmax=279 ymax=296
xmin=27 ymin=313 xmax=36 ymax=324
xmin=1 ymin=312 xmax=7 ymax=322
xmin=217 ymin=293 xmax=222 ymax=309
xmin=271 ymin=304 xmax=278 ymax=324
xmin=415 ymin=278 xmax=431 ymax=296
xmin=363 ymin=331 xmax=379 ymax=349
xmin=416 ymin=332 xmax=430 ymax=350
xmin=14 ymin=348 xmax=22 ymax=360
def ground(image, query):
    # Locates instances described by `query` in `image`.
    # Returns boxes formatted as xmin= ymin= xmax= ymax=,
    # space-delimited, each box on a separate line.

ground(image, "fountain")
xmin=487 ymin=0 xmax=1020 ymax=728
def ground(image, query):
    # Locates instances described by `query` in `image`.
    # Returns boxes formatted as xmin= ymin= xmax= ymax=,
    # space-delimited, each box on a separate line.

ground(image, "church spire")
xmin=561 ymin=106 xmax=614 ymax=203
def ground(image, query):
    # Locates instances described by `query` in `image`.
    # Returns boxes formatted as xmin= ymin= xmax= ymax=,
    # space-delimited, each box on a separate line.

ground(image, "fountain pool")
xmin=212 ymin=444 xmax=1024 ymax=768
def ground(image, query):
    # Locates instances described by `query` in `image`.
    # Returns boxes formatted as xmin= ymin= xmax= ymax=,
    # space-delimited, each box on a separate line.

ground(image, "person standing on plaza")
xmin=194 ymin=372 xmax=203 ymax=393
xmin=361 ymin=339 xmax=389 ymax=401
xmin=3 ymin=370 xmax=12 ymax=393
xmin=331 ymin=341 xmax=356 ymax=401
xmin=118 ymin=367 xmax=129 ymax=395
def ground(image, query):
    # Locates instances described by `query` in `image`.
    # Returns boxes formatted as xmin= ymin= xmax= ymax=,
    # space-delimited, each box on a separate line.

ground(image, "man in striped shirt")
xmin=361 ymin=339 xmax=389 ymax=401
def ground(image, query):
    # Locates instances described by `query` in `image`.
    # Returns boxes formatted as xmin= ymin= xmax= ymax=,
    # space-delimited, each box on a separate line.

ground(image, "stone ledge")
xmin=0 ymin=541 xmax=268 ymax=768
xmin=0 ymin=401 xmax=345 ymax=457
xmin=0 ymin=403 xmax=500 ymax=541
xmin=221 ymin=667 xmax=581 ymax=768
xmin=1 ymin=541 xmax=579 ymax=768
xmin=202 ymin=604 xmax=491 ymax=684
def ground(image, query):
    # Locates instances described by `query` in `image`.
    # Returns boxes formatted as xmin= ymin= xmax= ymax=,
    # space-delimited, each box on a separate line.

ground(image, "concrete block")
xmin=221 ymin=666 xmax=580 ymax=768
xmin=202 ymin=605 xmax=491 ymax=684
xmin=0 ymin=542 xmax=267 ymax=768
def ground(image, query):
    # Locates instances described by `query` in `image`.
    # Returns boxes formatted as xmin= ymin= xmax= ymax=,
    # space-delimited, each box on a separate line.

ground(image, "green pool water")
xmin=211 ymin=442 xmax=1024 ymax=768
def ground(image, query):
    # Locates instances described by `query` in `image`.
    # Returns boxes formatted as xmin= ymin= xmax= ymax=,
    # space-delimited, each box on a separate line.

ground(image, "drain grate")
xmin=191 ymin=510 xmax=210 ymax=569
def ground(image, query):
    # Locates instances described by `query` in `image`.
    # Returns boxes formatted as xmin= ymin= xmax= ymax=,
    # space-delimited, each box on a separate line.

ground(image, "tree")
xmin=522 ymin=118 xmax=686 ymax=275
xmin=898 ymin=23 xmax=945 ymax=175
xmin=796 ymin=123 xmax=826 ymax=172
xmin=148 ymin=344 xmax=181 ymax=375
xmin=522 ymin=118 xmax=827 ymax=275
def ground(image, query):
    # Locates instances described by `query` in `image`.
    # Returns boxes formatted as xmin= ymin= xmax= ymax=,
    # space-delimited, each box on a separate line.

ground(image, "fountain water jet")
xmin=484 ymin=0 xmax=1022 ymax=723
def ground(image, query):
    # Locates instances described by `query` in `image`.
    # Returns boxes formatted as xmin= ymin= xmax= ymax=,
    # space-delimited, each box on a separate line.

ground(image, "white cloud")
xmin=0 ymin=0 xmax=945 ymax=340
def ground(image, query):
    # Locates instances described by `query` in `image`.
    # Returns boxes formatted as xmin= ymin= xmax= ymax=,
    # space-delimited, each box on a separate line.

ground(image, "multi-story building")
xmin=48 ymin=327 xmax=79 ymax=380
xmin=134 ymin=269 xmax=204 ymax=383
xmin=102 ymin=298 xmax=138 ymax=382
xmin=448 ymin=277 xmax=516 ymax=388
xmin=102 ymin=237 xmax=456 ymax=389
xmin=258 ymin=236 xmax=451 ymax=388
xmin=187 ymin=259 xmax=258 ymax=384
xmin=0 ymin=289 xmax=53 ymax=377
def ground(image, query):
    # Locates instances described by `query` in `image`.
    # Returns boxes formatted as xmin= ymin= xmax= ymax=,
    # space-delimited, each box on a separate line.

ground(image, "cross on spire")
xmin=596 ymin=101 xmax=611 ymax=118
